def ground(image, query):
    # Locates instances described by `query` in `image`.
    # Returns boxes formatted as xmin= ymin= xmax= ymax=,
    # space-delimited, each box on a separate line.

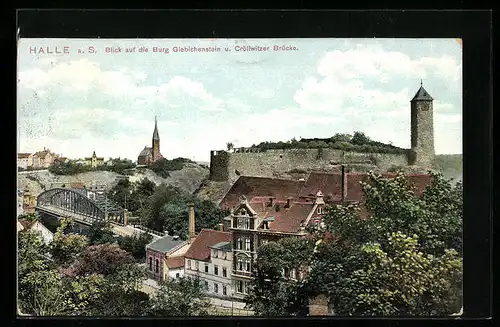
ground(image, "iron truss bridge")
xmin=36 ymin=188 xmax=125 ymax=226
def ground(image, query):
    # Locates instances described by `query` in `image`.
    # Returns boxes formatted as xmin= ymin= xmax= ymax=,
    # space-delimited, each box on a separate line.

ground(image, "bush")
xmin=149 ymin=158 xmax=193 ymax=178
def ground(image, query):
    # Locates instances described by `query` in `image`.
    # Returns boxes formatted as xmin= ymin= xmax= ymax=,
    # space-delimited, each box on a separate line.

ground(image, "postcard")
xmin=17 ymin=38 xmax=463 ymax=317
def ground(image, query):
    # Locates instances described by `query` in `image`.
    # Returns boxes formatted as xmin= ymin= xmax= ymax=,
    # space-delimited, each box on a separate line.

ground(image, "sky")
xmin=17 ymin=38 xmax=462 ymax=163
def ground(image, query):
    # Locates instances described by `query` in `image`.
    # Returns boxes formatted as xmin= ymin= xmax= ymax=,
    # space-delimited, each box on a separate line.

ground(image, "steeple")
xmin=152 ymin=116 xmax=160 ymax=140
xmin=411 ymin=80 xmax=434 ymax=102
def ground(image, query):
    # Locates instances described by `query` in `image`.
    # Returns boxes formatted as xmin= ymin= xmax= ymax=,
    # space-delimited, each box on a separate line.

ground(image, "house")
xmin=221 ymin=170 xmax=434 ymax=300
xmin=17 ymin=220 xmax=54 ymax=244
xmin=32 ymin=147 xmax=56 ymax=168
xmin=183 ymin=229 xmax=233 ymax=298
xmin=17 ymin=153 xmax=33 ymax=169
xmin=145 ymin=234 xmax=189 ymax=282
xmin=84 ymin=151 xmax=105 ymax=168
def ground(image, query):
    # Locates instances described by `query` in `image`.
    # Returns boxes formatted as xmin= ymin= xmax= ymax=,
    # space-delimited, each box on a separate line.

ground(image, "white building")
xmin=183 ymin=229 xmax=233 ymax=299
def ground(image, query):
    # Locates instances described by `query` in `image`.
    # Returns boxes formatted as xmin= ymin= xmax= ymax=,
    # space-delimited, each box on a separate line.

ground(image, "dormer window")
xmin=237 ymin=218 xmax=250 ymax=229
xmin=317 ymin=206 xmax=324 ymax=214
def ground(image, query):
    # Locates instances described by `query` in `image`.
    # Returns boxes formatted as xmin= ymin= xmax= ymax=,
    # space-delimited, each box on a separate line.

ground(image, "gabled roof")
xmin=18 ymin=153 xmax=32 ymax=159
xmin=210 ymin=241 xmax=232 ymax=252
xmin=146 ymin=235 xmax=187 ymax=254
xmin=411 ymin=85 xmax=434 ymax=102
xmin=184 ymin=229 xmax=232 ymax=262
xmin=220 ymin=176 xmax=305 ymax=210
xmin=139 ymin=147 xmax=152 ymax=157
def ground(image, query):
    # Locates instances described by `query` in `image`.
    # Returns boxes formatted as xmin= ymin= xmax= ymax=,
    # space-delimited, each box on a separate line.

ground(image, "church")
xmin=137 ymin=117 xmax=163 ymax=165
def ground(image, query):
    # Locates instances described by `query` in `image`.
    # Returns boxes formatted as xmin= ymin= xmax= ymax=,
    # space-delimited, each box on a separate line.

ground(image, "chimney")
xmin=218 ymin=223 xmax=224 ymax=232
xmin=188 ymin=203 xmax=196 ymax=242
xmin=341 ymin=165 xmax=347 ymax=204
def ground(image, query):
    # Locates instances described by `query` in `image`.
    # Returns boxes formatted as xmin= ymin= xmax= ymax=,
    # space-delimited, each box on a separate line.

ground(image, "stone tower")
xmin=152 ymin=116 xmax=160 ymax=161
xmin=410 ymin=81 xmax=435 ymax=167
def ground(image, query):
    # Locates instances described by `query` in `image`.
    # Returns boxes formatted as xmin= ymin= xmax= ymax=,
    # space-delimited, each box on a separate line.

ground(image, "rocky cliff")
xmin=18 ymin=163 xmax=209 ymax=199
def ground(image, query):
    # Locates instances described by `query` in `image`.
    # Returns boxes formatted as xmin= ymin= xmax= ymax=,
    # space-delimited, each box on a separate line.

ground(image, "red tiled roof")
xmin=166 ymin=256 xmax=185 ymax=269
xmin=265 ymin=203 xmax=314 ymax=233
xmin=220 ymin=176 xmax=305 ymax=210
xmin=184 ymin=229 xmax=232 ymax=262
xmin=299 ymin=172 xmax=343 ymax=201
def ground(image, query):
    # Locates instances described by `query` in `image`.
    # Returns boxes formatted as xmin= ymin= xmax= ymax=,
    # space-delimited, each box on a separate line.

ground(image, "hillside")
xmin=18 ymin=162 xmax=209 ymax=199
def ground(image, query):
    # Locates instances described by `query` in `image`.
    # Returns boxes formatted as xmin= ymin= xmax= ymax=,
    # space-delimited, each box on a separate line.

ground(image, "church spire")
xmin=153 ymin=116 xmax=160 ymax=140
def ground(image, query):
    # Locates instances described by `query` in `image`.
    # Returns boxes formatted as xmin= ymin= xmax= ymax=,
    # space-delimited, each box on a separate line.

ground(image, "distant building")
xmin=137 ymin=116 xmax=163 ymax=165
xmin=17 ymin=153 xmax=33 ymax=169
xmin=32 ymin=147 xmax=57 ymax=168
xmin=145 ymin=234 xmax=189 ymax=282
xmin=84 ymin=151 xmax=105 ymax=168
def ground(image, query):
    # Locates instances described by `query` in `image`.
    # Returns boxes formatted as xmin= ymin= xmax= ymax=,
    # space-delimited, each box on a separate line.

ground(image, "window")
xmin=246 ymin=260 xmax=251 ymax=272
xmin=186 ymin=259 xmax=190 ymax=270
xmin=205 ymin=263 xmax=209 ymax=273
xmin=195 ymin=261 xmax=199 ymax=270
xmin=237 ymin=280 xmax=244 ymax=293
xmin=214 ymin=265 xmax=219 ymax=275
xmin=237 ymin=218 xmax=247 ymax=229
xmin=317 ymin=206 xmax=323 ymax=214
xmin=245 ymin=238 xmax=251 ymax=251
xmin=155 ymin=259 xmax=159 ymax=273
xmin=204 ymin=281 xmax=209 ymax=291
xmin=222 ymin=267 xmax=227 ymax=277
xmin=237 ymin=257 xmax=243 ymax=271
xmin=223 ymin=252 xmax=227 ymax=260
xmin=237 ymin=238 xmax=243 ymax=250
xmin=214 ymin=283 xmax=219 ymax=294
xmin=223 ymin=285 xmax=227 ymax=295
xmin=176 ymin=273 xmax=180 ymax=279
xmin=149 ymin=257 xmax=153 ymax=271
xmin=214 ymin=250 xmax=218 ymax=258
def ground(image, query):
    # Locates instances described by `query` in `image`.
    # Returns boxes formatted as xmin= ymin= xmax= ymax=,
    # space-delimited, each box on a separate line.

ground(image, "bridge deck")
xmin=37 ymin=204 xmax=160 ymax=239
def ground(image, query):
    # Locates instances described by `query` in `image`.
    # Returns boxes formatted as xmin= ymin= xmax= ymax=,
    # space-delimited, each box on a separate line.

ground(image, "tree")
xmin=86 ymin=220 xmax=116 ymax=245
xmin=66 ymin=243 xmax=135 ymax=277
xmin=49 ymin=217 xmax=88 ymax=266
xmin=128 ymin=178 xmax=156 ymax=212
xmin=18 ymin=212 xmax=38 ymax=222
xmin=107 ymin=178 xmax=133 ymax=210
xmin=148 ymin=277 xmax=210 ymax=316
xmin=351 ymin=131 xmax=371 ymax=145
xmin=226 ymin=142 xmax=234 ymax=151
xmin=118 ymin=232 xmax=153 ymax=260
xmin=304 ymin=171 xmax=463 ymax=316
xmin=246 ymin=237 xmax=315 ymax=316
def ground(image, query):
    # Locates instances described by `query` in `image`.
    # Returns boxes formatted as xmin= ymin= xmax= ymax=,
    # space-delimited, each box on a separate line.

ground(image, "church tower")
xmin=410 ymin=81 xmax=435 ymax=167
xmin=152 ymin=116 xmax=160 ymax=161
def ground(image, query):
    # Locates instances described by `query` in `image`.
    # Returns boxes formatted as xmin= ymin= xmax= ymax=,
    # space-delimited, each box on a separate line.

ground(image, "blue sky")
xmin=17 ymin=38 xmax=462 ymax=162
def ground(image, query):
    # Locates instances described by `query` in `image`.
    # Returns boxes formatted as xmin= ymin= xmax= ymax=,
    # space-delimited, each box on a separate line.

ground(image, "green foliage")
xmin=48 ymin=160 xmax=91 ymax=175
xmin=149 ymin=157 xmax=193 ymax=178
xmin=148 ymin=277 xmax=210 ymax=316
xmin=143 ymin=183 xmax=229 ymax=236
xmin=226 ymin=142 xmax=234 ymax=151
xmin=49 ymin=217 xmax=89 ymax=266
xmin=86 ymin=220 xmax=116 ymax=245
xmin=18 ymin=213 xmax=38 ymax=222
xmin=118 ymin=232 xmax=153 ymax=260
xmin=67 ymin=243 xmax=135 ymax=277
xmin=246 ymin=237 xmax=315 ymax=316
xmin=96 ymin=158 xmax=136 ymax=175
xmin=306 ymin=171 xmax=463 ymax=316
xmin=248 ymin=132 xmax=406 ymax=154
